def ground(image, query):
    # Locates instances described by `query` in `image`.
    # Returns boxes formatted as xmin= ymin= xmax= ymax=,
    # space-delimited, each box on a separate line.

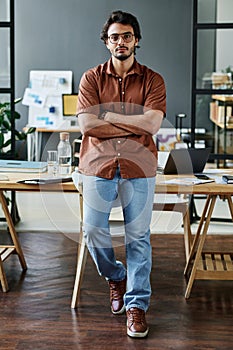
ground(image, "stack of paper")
xmin=161 ymin=177 xmax=215 ymax=186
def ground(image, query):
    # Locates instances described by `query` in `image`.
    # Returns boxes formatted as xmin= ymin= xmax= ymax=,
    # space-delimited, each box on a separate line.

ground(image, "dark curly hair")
xmin=100 ymin=10 xmax=142 ymax=46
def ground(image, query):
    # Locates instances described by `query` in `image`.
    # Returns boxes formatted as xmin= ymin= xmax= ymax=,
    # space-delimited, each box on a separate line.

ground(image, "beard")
xmin=112 ymin=46 xmax=135 ymax=61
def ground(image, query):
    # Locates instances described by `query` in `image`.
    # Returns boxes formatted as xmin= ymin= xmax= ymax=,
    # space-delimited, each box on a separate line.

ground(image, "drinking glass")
xmin=47 ymin=150 xmax=58 ymax=175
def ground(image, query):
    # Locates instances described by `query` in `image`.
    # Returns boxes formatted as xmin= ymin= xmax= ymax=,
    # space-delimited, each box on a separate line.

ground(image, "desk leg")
xmin=0 ymin=256 xmax=9 ymax=292
xmin=184 ymin=195 xmax=212 ymax=275
xmin=0 ymin=191 xmax=27 ymax=270
xmin=184 ymin=195 xmax=217 ymax=299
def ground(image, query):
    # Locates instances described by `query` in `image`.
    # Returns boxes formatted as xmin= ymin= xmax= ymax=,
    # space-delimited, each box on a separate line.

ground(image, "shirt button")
xmin=119 ymin=78 xmax=122 ymax=82
xmin=117 ymin=153 xmax=121 ymax=156
xmin=117 ymin=140 xmax=121 ymax=144
xmin=122 ymin=91 xmax=125 ymax=94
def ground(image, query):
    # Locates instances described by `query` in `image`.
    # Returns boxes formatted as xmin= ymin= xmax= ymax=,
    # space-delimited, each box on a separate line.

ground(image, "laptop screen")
xmin=163 ymin=148 xmax=211 ymax=175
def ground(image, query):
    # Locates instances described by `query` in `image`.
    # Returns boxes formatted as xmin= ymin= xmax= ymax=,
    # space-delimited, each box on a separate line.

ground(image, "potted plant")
xmin=0 ymin=98 xmax=36 ymax=223
xmin=0 ymin=98 xmax=35 ymax=158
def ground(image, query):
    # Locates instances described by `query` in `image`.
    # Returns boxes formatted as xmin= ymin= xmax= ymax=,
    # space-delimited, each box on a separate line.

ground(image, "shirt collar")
xmin=105 ymin=58 xmax=143 ymax=77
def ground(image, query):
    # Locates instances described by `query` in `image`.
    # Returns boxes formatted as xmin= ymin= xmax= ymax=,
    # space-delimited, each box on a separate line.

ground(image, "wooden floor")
xmin=0 ymin=232 xmax=233 ymax=350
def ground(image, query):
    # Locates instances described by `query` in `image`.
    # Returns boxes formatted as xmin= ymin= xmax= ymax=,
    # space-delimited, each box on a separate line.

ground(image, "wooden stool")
xmin=71 ymin=192 xmax=192 ymax=308
xmin=0 ymin=191 xmax=27 ymax=292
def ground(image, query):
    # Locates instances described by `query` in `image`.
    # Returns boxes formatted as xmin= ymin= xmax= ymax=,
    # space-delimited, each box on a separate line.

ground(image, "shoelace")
xmin=109 ymin=280 xmax=125 ymax=300
xmin=127 ymin=309 xmax=145 ymax=324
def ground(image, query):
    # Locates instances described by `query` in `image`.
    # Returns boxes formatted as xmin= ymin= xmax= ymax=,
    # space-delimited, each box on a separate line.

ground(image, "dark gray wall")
xmin=15 ymin=0 xmax=192 ymax=131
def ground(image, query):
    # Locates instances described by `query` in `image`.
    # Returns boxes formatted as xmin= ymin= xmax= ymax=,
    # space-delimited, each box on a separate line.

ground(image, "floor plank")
xmin=0 ymin=232 xmax=233 ymax=350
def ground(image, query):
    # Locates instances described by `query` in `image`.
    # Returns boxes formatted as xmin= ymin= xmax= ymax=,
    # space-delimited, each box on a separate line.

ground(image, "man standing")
xmin=75 ymin=10 xmax=166 ymax=338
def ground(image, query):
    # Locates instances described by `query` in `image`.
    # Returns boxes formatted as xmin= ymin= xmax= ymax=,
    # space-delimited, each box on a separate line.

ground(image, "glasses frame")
xmin=108 ymin=32 xmax=135 ymax=44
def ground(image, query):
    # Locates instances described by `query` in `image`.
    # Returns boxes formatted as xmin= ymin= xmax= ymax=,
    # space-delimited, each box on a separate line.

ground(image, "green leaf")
xmin=15 ymin=130 xmax=27 ymax=141
xmin=13 ymin=111 xmax=21 ymax=119
xmin=14 ymin=97 xmax=22 ymax=104
xmin=0 ymin=133 xmax=4 ymax=149
xmin=26 ymin=127 xmax=36 ymax=134
xmin=2 ymin=120 xmax=11 ymax=130
xmin=3 ymin=138 xmax=12 ymax=148
xmin=4 ymin=110 xmax=12 ymax=122
xmin=0 ymin=102 xmax=10 ymax=109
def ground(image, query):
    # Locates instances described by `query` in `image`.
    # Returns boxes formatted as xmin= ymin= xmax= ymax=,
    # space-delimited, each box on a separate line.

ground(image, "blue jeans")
xmin=73 ymin=169 xmax=156 ymax=312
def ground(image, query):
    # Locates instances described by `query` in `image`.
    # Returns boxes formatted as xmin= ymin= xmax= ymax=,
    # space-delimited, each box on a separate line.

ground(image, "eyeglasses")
xmin=108 ymin=32 xmax=135 ymax=44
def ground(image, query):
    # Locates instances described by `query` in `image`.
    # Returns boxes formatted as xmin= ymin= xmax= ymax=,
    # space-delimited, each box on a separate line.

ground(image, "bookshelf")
xmin=191 ymin=0 xmax=233 ymax=166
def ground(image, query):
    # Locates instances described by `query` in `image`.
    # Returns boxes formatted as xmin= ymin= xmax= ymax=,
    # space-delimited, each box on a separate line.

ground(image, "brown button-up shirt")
xmin=77 ymin=58 xmax=166 ymax=179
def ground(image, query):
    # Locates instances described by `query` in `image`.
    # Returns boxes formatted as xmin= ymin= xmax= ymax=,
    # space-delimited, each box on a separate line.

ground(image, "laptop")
xmin=158 ymin=148 xmax=211 ymax=175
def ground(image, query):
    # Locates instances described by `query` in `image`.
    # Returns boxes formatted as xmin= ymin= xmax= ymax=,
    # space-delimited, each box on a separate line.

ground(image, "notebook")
xmin=0 ymin=160 xmax=47 ymax=173
xmin=158 ymin=148 xmax=211 ymax=175
xmin=18 ymin=176 xmax=72 ymax=184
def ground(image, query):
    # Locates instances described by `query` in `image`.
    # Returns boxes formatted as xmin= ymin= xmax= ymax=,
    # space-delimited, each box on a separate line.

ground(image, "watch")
xmin=99 ymin=111 xmax=107 ymax=120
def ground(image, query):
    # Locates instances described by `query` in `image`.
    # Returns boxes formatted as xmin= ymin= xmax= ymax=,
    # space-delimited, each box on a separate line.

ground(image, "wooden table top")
xmin=0 ymin=172 xmax=76 ymax=192
xmin=1 ymin=171 xmax=233 ymax=196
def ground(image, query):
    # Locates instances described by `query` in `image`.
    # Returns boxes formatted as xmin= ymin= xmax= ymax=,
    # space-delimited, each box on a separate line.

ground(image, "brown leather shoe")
xmin=126 ymin=308 xmax=149 ymax=338
xmin=109 ymin=278 xmax=126 ymax=314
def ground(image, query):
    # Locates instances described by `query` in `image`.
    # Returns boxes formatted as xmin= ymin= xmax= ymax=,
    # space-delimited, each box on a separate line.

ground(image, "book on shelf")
xmin=209 ymin=101 xmax=232 ymax=125
xmin=0 ymin=160 xmax=47 ymax=173
xmin=222 ymin=175 xmax=233 ymax=184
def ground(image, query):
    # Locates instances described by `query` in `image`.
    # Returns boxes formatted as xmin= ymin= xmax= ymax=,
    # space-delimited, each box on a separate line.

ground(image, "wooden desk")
xmin=158 ymin=174 xmax=233 ymax=298
xmin=1 ymin=173 xmax=233 ymax=301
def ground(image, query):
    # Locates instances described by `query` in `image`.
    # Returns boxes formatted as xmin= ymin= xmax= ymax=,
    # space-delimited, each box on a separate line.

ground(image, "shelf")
xmin=212 ymin=95 xmax=233 ymax=102
xmin=191 ymin=0 xmax=233 ymax=165
xmin=196 ymin=252 xmax=233 ymax=280
xmin=210 ymin=116 xmax=233 ymax=130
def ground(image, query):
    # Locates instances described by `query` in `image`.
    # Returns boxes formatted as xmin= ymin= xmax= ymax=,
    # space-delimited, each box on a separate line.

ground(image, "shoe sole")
xmin=111 ymin=305 xmax=126 ymax=315
xmin=127 ymin=324 xmax=149 ymax=338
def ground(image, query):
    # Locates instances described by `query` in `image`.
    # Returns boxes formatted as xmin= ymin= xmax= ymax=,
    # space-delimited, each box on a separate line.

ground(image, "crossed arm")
xmin=78 ymin=109 xmax=164 ymax=139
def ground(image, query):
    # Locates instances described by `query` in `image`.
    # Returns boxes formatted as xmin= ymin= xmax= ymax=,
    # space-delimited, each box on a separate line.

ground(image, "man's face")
xmin=106 ymin=23 xmax=138 ymax=61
